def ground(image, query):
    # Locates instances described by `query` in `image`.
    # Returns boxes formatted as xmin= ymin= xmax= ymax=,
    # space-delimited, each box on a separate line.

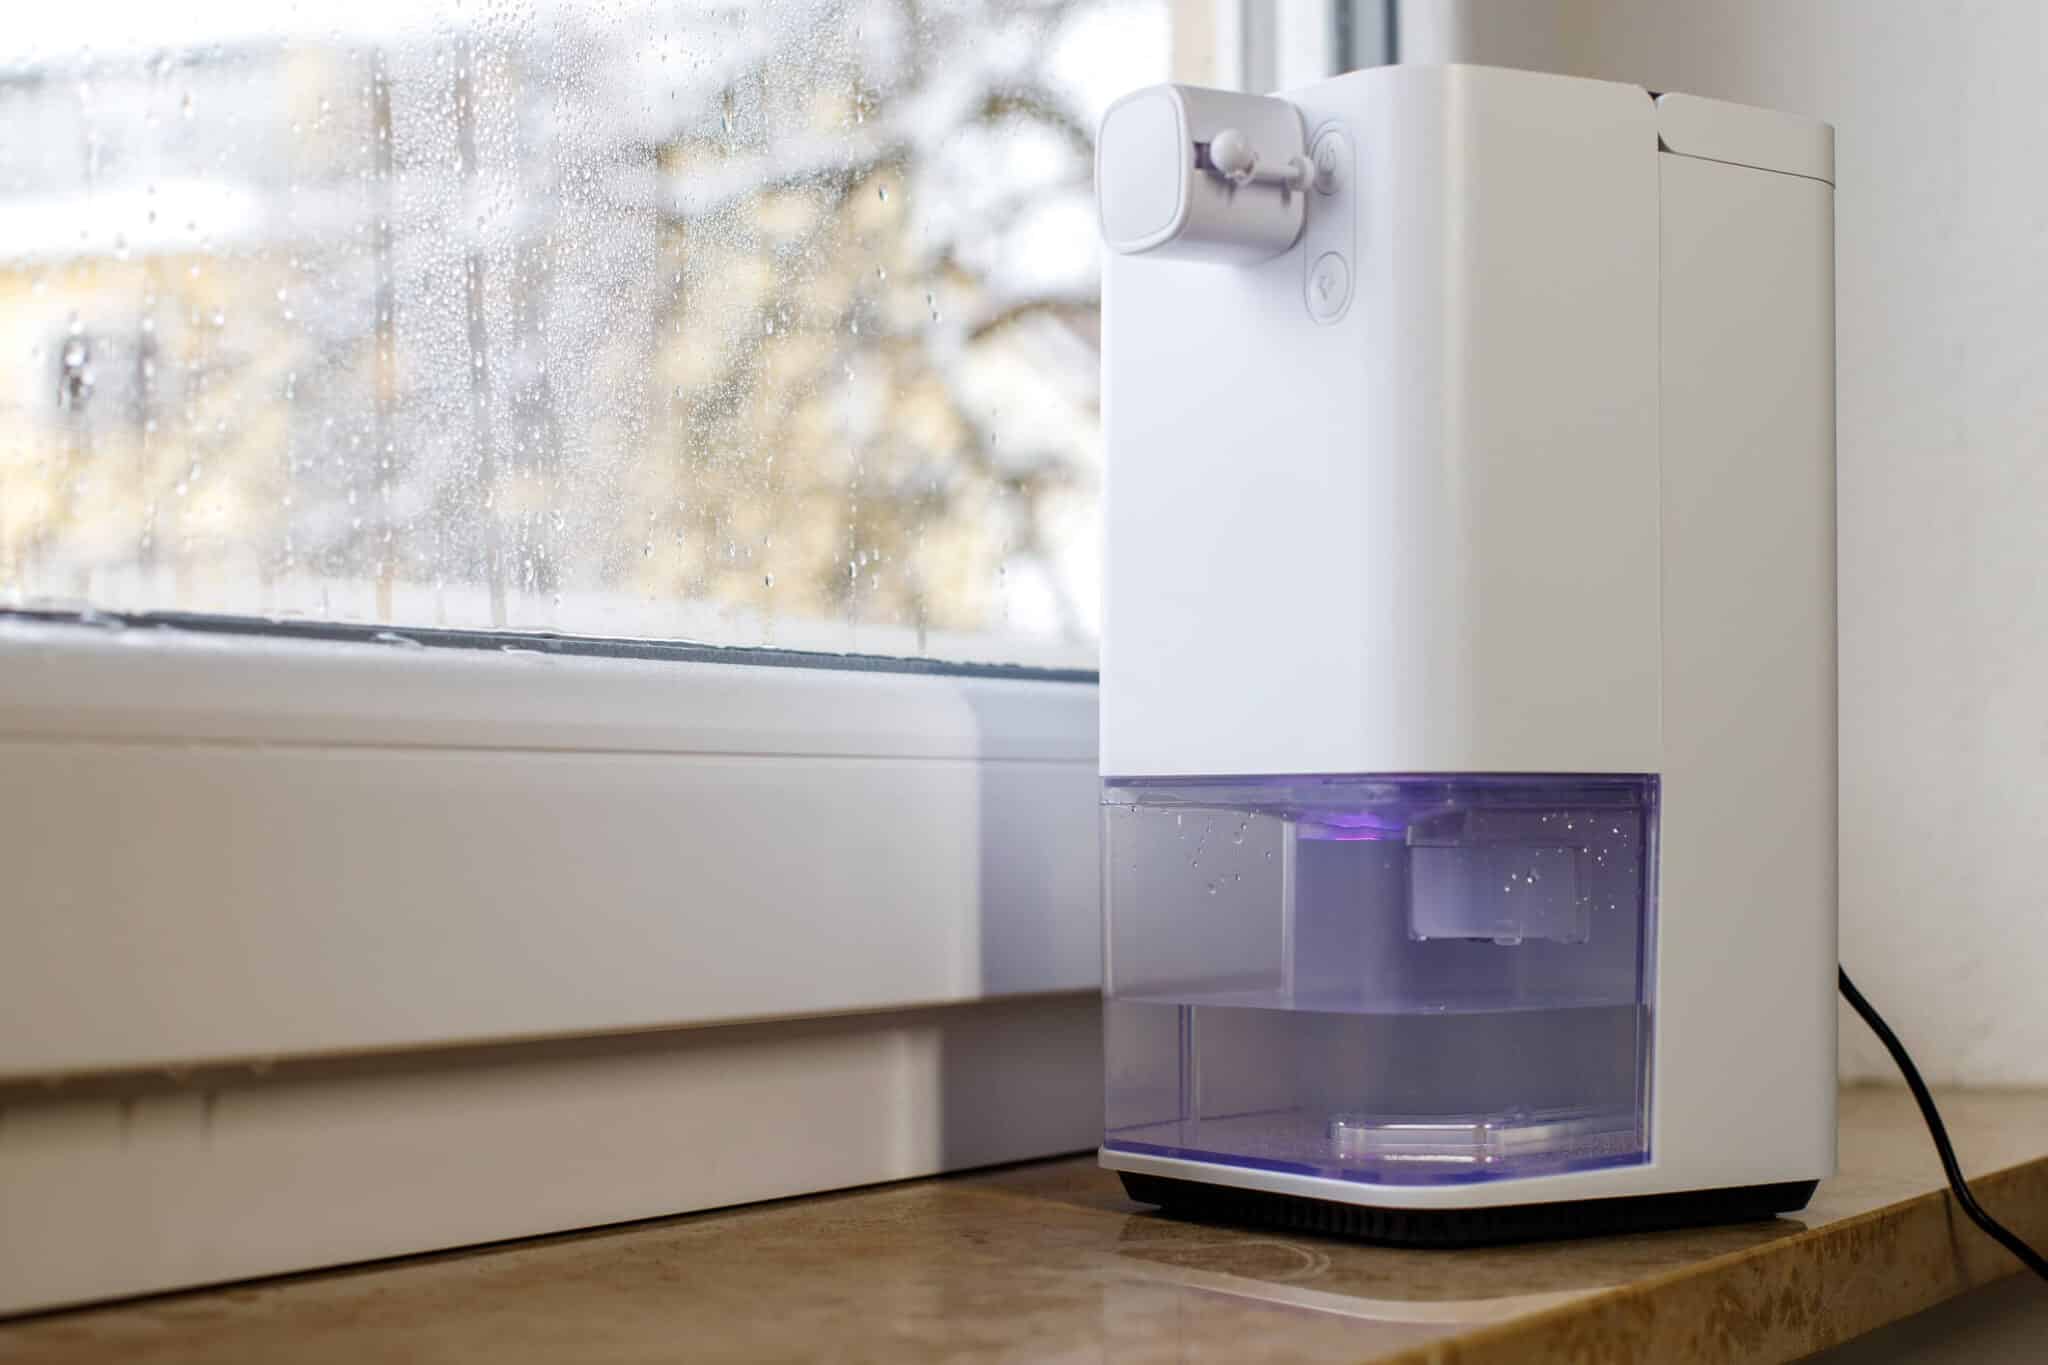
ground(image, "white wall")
xmin=1398 ymin=1 xmax=2048 ymax=1085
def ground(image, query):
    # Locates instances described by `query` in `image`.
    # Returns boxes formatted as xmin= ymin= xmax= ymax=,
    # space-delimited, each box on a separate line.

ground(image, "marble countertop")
xmin=5 ymin=1087 xmax=2046 ymax=1363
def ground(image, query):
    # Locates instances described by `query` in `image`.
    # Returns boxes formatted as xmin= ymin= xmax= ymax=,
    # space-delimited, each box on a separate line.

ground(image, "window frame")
xmin=1188 ymin=0 xmax=1385 ymax=90
xmin=0 ymin=611 xmax=1099 ymax=1078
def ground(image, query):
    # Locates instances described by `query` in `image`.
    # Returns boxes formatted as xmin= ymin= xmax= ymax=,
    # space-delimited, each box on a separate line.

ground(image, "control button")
xmin=1307 ymin=251 xmax=1350 ymax=322
xmin=1311 ymin=130 xmax=1348 ymax=195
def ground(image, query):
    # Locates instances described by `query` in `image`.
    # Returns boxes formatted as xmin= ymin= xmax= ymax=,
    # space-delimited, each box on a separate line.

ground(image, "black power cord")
xmin=1840 ymin=966 xmax=2048 ymax=1281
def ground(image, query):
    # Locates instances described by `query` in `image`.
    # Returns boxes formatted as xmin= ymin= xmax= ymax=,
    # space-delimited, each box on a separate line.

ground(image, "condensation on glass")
xmin=1103 ymin=774 xmax=1659 ymax=1185
xmin=0 ymin=0 xmax=1163 ymax=666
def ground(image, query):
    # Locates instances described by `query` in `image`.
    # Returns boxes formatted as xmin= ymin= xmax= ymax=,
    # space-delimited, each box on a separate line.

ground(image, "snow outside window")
xmin=0 ymin=0 xmax=1168 ymax=668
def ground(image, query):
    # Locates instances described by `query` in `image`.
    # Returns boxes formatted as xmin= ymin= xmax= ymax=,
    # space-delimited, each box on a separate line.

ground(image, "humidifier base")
xmin=1117 ymin=1171 xmax=1819 ymax=1248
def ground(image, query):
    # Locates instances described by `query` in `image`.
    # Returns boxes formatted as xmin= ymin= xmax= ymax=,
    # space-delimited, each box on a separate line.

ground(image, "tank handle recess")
xmin=1096 ymin=83 xmax=1320 ymax=265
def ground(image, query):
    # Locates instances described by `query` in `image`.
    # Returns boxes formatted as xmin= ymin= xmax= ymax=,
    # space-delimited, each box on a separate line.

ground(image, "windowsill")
xmin=0 ymin=616 xmax=1100 ymax=1077
xmin=12 ymin=1085 xmax=2045 ymax=1362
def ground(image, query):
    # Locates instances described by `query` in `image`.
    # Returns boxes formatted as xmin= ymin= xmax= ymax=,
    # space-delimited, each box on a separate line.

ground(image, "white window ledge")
xmin=0 ymin=617 xmax=1103 ymax=1078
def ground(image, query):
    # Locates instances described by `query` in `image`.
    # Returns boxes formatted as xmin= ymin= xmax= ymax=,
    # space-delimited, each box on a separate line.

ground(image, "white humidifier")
xmin=1095 ymin=64 xmax=1836 ymax=1242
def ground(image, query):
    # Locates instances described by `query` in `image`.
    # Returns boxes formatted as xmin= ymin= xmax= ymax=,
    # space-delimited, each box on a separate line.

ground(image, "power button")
xmin=1307 ymin=252 xmax=1350 ymax=322
xmin=1312 ymin=130 xmax=1349 ymax=194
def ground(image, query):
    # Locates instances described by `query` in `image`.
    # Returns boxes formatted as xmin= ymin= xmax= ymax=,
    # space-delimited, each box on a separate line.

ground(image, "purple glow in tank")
xmin=1101 ymin=775 xmax=1658 ymax=1186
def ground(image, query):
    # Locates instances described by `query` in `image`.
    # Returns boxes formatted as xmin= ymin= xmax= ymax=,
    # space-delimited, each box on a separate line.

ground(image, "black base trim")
xmin=1117 ymin=1172 xmax=1818 ymax=1248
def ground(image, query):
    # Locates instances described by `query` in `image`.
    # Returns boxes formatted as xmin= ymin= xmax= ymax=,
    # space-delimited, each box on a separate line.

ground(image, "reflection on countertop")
xmin=5 ymin=1087 xmax=2047 ymax=1364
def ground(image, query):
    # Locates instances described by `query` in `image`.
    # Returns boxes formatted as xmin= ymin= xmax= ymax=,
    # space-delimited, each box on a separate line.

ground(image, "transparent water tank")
xmin=1102 ymin=775 xmax=1658 ymax=1185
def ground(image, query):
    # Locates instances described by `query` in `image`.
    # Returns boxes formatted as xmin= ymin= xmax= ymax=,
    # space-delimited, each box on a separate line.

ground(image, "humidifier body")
xmin=1097 ymin=64 xmax=1835 ymax=1241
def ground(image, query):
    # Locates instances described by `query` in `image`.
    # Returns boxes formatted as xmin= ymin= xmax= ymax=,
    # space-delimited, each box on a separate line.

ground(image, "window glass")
xmin=0 ymin=0 xmax=1164 ymax=666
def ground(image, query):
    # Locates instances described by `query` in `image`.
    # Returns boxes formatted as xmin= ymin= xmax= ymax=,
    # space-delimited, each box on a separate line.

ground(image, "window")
xmin=1 ymin=0 xmax=1169 ymax=667
xmin=0 ymin=2 xmax=1363 ymax=1314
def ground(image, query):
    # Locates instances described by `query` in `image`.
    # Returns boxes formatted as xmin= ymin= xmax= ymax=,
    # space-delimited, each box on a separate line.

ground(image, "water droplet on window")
xmin=3 ymin=3 xmax=1137 ymax=665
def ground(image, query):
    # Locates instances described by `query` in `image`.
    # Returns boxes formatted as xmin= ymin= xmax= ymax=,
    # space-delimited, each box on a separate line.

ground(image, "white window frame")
xmin=0 ymin=614 xmax=1100 ymax=1309
xmin=1186 ymin=0 xmax=1387 ymax=89
xmin=0 ymin=616 xmax=1100 ymax=1074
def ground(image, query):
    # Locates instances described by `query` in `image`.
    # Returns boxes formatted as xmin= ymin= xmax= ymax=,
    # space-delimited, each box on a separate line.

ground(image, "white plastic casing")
xmin=1099 ymin=65 xmax=1837 ymax=1209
